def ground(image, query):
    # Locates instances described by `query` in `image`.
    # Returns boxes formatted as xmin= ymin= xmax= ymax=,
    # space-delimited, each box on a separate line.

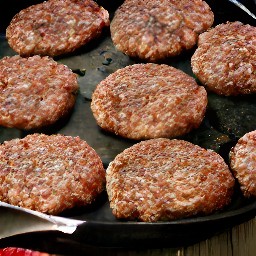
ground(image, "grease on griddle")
xmin=72 ymin=68 xmax=86 ymax=76
xmin=207 ymin=93 xmax=256 ymax=139
xmin=100 ymin=50 xmax=113 ymax=65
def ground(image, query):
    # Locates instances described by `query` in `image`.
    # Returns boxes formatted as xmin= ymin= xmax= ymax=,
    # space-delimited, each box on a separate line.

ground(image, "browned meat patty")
xmin=230 ymin=130 xmax=256 ymax=197
xmin=110 ymin=0 xmax=214 ymax=62
xmin=0 ymin=134 xmax=105 ymax=215
xmin=106 ymin=138 xmax=235 ymax=222
xmin=0 ymin=55 xmax=78 ymax=130
xmin=6 ymin=0 xmax=109 ymax=57
xmin=91 ymin=63 xmax=207 ymax=140
xmin=191 ymin=21 xmax=256 ymax=96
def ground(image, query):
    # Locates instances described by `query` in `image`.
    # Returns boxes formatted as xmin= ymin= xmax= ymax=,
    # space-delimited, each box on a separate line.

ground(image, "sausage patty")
xmin=91 ymin=63 xmax=207 ymax=140
xmin=0 ymin=134 xmax=105 ymax=215
xmin=230 ymin=130 xmax=256 ymax=197
xmin=191 ymin=21 xmax=256 ymax=96
xmin=106 ymin=138 xmax=235 ymax=222
xmin=6 ymin=0 xmax=109 ymax=57
xmin=110 ymin=0 xmax=214 ymax=62
xmin=0 ymin=55 xmax=78 ymax=130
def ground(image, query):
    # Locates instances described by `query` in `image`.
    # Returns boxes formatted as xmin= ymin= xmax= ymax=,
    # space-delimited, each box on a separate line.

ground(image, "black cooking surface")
xmin=0 ymin=0 xmax=255 ymax=253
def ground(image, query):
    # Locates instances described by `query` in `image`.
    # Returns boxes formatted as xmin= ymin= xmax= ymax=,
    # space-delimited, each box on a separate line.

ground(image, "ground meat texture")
xmin=6 ymin=0 xmax=109 ymax=57
xmin=0 ymin=134 xmax=105 ymax=215
xmin=91 ymin=63 xmax=207 ymax=140
xmin=0 ymin=55 xmax=78 ymax=130
xmin=191 ymin=21 xmax=256 ymax=96
xmin=0 ymin=247 xmax=49 ymax=256
xmin=230 ymin=130 xmax=256 ymax=198
xmin=110 ymin=0 xmax=214 ymax=62
xmin=106 ymin=138 xmax=235 ymax=222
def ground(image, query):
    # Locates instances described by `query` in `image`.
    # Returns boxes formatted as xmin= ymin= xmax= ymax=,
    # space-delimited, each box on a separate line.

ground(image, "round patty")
xmin=110 ymin=0 xmax=214 ymax=62
xmin=6 ymin=0 xmax=109 ymax=57
xmin=91 ymin=63 xmax=207 ymax=140
xmin=191 ymin=21 xmax=256 ymax=96
xmin=0 ymin=55 xmax=78 ymax=130
xmin=230 ymin=130 xmax=256 ymax=198
xmin=0 ymin=134 xmax=105 ymax=215
xmin=106 ymin=138 xmax=235 ymax=222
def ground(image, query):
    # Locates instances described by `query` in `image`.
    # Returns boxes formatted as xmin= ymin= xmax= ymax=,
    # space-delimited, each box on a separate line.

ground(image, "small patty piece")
xmin=91 ymin=63 xmax=207 ymax=140
xmin=0 ymin=134 xmax=105 ymax=215
xmin=191 ymin=21 xmax=256 ymax=96
xmin=0 ymin=55 xmax=78 ymax=130
xmin=110 ymin=0 xmax=214 ymax=62
xmin=6 ymin=0 xmax=109 ymax=57
xmin=230 ymin=130 xmax=256 ymax=197
xmin=106 ymin=138 xmax=235 ymax=222
xmin=0 ymin=247 xmax=49 ymax=256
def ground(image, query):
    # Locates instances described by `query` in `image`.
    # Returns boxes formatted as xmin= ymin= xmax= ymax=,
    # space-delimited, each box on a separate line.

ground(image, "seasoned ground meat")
xmin=0 ymin=55 xmax=78 ymax=130
xmin=0 ymin=134 xmax=105 ymax=215
xmin=91 ymin=63 xmax=207 ymax=140
xmin=110 ymin=0 xmax=214 ymax=62
xmin=106 ymin=138 xmax=235 ymax=222
xmin=6 ymin=0 xmax=109 ymax=57
xmin=191 ymin=21 xmax=256 ymax=96
xmin=230 ymin=130 xmax=256 ymax=197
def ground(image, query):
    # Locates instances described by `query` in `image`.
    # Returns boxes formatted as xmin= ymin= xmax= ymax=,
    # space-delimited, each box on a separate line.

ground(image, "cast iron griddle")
xmin=0 ymin=0 xmax=256 ymax=253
